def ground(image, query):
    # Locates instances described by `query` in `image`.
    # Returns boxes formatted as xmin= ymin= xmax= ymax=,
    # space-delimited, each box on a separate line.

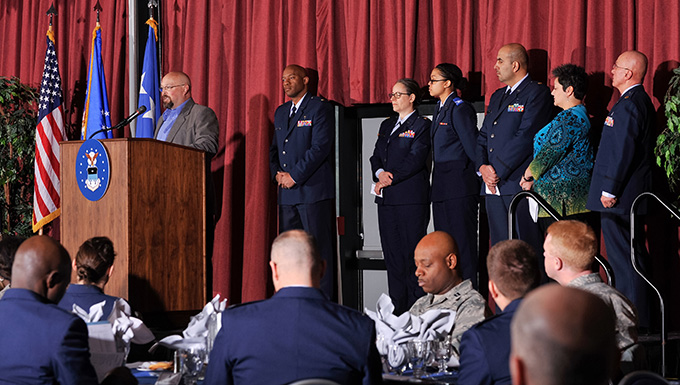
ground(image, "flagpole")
xmin=33 ymin=1 xmax=65 ymax=234
xmin=128 ymin=0 xmax=139 ymax=136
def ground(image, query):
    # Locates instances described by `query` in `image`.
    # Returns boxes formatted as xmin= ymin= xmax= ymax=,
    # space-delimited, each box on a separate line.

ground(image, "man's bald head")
xmin=269 ymin=230 xmax=324 ymax=291
xmin=612 ymin=51 xmax=648 ymax=93
xmin=618 ymin=50 xmax=648 ymax=83
xmin=503 ymin=43 xmax=529 ymax=69
xmin=161 ymin=71 xmax=192 ymax=109
xmin=510 ymin=284 xmax=619 ymax=385
xmin=414 ymin=231 xmax=461 ymax=295
xmin=11 ymin=236 xmax=72 ymax=303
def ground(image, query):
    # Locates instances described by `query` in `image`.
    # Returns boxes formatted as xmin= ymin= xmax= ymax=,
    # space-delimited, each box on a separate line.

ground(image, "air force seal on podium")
xmin=76 ymin=139 xmax=110 ymax=201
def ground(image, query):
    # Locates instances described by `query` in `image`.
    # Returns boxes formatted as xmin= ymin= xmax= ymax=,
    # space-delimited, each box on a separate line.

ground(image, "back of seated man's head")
xmin=10 ymin=236 xmax=71 ymax=304
xmin=545 ymin=220 xmax=598 ymax=274
xmin=510 ymin=284 xmax=619 ymax=385
xmin=487 ymin=239 xmax=538 ymax=304
xmin=269 ymin=230 xmax=325 ymax=291
xmin=414 ymin=231 xmax=461 ymax=295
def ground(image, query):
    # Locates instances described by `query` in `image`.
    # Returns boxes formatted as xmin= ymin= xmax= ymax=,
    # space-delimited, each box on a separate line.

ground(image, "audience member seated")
xmin=459 ymin=239 xmax=539 ymax=385
xmin=204 ymin=230 xmax=382 ymax=385
xmin=0 ymin=235 xmax=25 ymax=300
xmin=409 ymin=231 xmax=490 ymax=355
xmin=0 ymin=235 xmax=99 ymax=384
xmin=544 ymin=220 xmax=642 ymax=374
xmin=58 ymin=236 xmax=125 ymax=319
xmin=510 ymin=284 xmax=619 ymax=385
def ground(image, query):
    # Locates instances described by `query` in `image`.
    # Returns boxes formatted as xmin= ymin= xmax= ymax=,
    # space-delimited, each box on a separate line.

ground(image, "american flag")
xmin=32 ymin=29 xmax=65 ymax=232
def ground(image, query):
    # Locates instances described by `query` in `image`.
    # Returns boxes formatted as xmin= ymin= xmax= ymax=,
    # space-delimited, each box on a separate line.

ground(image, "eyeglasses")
xmin=160 ymin=84 xmax=186 ymax=92
xmin=612 ymin=63 xmax=632 ymax=73
xmin=388 ymin=92 xmax=411 ymax=99
xmin=428 ymin=78 xmax=447 ymax=84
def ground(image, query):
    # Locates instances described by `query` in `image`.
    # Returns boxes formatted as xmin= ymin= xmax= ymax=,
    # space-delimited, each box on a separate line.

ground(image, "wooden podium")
xmin=60 ymin=138 xmax=207 ymax=314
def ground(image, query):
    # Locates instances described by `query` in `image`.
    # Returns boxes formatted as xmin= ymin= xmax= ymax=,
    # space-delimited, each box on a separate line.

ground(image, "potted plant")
xmin=0 ymin=76 xmax=38 ymax=237
xmin=656 ymin=66 xmax=680 ymax=200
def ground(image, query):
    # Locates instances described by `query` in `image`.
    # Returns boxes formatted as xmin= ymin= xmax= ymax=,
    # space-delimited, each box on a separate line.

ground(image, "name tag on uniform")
xmin=605 ymin=116 xmax=614 ymax=127
xmin=508 ymin=103 xmax=525 ymax=112
xmin=399 ymin=130 xmax=415 ymax=138
xmin=297 ymin=120 xmax=312 ymax=127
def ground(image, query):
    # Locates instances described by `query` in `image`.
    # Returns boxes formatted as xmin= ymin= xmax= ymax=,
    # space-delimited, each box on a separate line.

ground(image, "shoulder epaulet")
xmin=453 ymin=97 xmax=464 ymax=106
xmin=310 ymin=96 xmax=327 ymax=102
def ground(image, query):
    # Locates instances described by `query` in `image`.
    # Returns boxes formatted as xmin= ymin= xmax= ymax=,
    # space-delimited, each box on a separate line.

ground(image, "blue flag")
xmin=81 ymin=25 xmax=113 ymax=140
xmin=136 ymin=18 xmax=160 ymax=138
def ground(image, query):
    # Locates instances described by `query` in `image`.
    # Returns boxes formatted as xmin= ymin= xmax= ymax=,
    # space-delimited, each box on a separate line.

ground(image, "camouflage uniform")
xmin=567 ymin=273 xmax=641 ymax=369
xmin=409 ymin=279 xmax=490 ymax=355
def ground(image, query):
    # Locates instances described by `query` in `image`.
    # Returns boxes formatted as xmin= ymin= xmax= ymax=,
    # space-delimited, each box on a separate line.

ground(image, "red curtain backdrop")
xmin=2 ymin=1 xmax=680 ymax=308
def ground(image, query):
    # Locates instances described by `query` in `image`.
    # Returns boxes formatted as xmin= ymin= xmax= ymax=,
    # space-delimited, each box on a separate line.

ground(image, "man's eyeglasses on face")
xmin=160 ymin=84 xmax=186 ymax=92
xmin=612 ymin=63 xmax=632 ymax=73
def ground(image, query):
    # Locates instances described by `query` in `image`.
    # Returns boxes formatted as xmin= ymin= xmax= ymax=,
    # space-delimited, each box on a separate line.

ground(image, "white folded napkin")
xmin=108 ymin=299 xmax=155 ymax=344
xmin=365 ymin=294 xmax=456 ymax=368
xmin=73 ymin=300 xmax=106 ymax=323
xmin=155 ymin=294 xmax=228 ymax=351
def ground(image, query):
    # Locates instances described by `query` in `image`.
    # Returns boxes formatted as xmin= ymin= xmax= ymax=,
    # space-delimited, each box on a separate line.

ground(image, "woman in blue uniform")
xmin=428 ymin=63 xmax=480 ymax=288
xmin=58 ymin=236 xmax=124 ymax=319
xmin=370 ymin=78 xmax=431 ymax=314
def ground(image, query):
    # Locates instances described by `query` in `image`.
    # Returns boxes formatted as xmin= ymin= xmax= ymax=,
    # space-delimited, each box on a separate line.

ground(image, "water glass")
xmin=407 ymin=340 xmax=433 ymax=378
xmin=386 ymin=343 xmax=408 ymax=374
xmin=434 ymin=340 xmax=453 ymax=374
xmin=179 ymin=338 xmax=208 ymax=385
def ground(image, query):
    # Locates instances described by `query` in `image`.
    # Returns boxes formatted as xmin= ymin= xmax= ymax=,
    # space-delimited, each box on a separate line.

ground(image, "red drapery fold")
xmin=2 ymin=0 xmax=679 ymax=308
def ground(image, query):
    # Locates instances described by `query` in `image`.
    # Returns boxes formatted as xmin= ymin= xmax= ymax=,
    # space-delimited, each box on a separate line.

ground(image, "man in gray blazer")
xmin=155 ymin=71 xmax=219 ymax=155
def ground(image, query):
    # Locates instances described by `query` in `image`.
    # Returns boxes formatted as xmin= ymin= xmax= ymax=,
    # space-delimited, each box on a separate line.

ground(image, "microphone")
xmin=88 ymin=105 xmax=147 ymax=140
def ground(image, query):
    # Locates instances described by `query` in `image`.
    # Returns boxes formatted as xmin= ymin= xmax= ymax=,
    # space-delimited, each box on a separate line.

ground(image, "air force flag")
xmin=81 ymin=25 xmax=113 ymax=140
xmin=136 ymin=18 xmax=160 ymax=138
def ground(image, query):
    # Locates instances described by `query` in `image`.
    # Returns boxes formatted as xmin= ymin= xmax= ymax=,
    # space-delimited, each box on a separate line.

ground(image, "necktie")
xmin=289 ymin=106 xmax=297 ymax=126
xmin=390 ymin=121 xmax=401 ymax=136
xmin=500 ymin=89 xmax=511 ymax=107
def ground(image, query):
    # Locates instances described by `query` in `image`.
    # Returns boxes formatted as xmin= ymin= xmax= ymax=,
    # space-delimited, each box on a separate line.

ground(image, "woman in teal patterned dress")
xmin=520 ymin=64 xmax=594 ymax=232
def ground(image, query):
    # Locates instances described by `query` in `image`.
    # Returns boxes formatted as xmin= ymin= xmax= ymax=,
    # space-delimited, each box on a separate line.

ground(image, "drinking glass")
xmin=407 ymin=340 xmax=433 ymax=378
xmin=434 ymin=340 xmax=453 ymax=374
xmin=387 ymin=343 xmax=408 ymax=374
xmin=179 ymin=338 xmax=208 ymax=385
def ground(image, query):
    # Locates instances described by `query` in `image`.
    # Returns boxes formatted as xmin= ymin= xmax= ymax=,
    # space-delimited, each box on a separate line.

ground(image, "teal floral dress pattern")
xmin=528 ymin=104 xmax=594 ymax=217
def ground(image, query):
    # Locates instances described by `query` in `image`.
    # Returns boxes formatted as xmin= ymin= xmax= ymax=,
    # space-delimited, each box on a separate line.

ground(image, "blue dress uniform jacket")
xmin=431 ymin=95 xmax=479 ymax=201
xmin=430 ymin=94 xmax=481 ymax=287
xmin=58 ymin=284 xmax=121 ymax=321
xmin=369 ymin=111 xmax=431 ymax=313
xmin=369 ymin=111 xmax=431 ymax=205
xmin=269 ymin=95 xmax=335 ymax=205
xmin=476 ymin=77 xmax=553 ymax=196
xmin=586 ymin=85 xmax=655 ymax=327
xmin=586 ymin=85 xmax=654 ymax=215
xmin=204 ymin=287 xmax=383 ymax=385
xmin=0 ymin=288 xmax=98 ymax=385
xmin=458 ymin=298 xmax=522 ymax=385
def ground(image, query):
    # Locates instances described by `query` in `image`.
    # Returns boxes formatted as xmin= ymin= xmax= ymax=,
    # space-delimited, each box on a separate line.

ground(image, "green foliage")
xmin=656 ymin=67 xmax=680 ymax=197
xmin=0 ymin=76 xmax=38 ymax=237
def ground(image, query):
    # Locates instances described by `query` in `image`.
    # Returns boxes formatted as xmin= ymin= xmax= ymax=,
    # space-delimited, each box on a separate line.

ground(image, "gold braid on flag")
xmin=146 ymin=18 xmax=158 ymax=41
